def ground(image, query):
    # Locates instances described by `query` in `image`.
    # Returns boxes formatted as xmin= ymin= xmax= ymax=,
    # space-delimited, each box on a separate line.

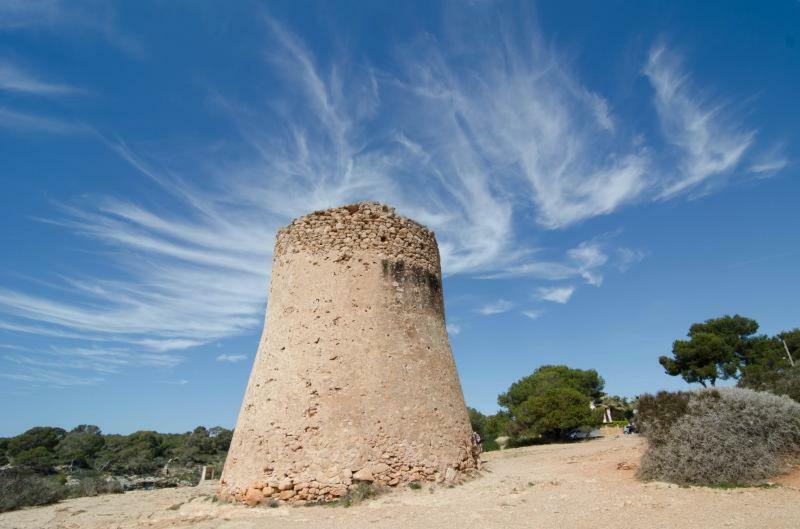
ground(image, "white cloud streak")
xmin=643 ymin=45 xmax=779 ymax=198
xmin=537 ymin=286 xmax=575 ymax=304
xmin=521 ymin=310 xmax=544 ymax=321
xmin=0 ymin=0 xmax=142 ymax=56
xmin=0 ymin=61 xmax=81 ymax=95
xmin=216 ymin=354 xmax=247 ymax=363
xmin=477 ymin=299 xmax=514 ymax=315
xmin=0 ymin=107 xmax=87 ymax=135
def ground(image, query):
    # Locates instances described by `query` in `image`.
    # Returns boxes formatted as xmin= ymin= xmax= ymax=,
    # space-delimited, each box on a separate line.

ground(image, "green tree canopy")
xmin=6 ymin=427 xmax=66 ymax=457
xmin=56 ymin=425 xmax=105 ymax=469
xmin=498 ymin=365 xmax=605 ymax=441
xmin=659 ymin=315 xmax=758 ymax=387
xmin=498 ymin=365 xmax=604 ymax=409
xmin=739 ymin=329 xmax=800 ymax=401
xmin=13 ymin=446 xmax=57 ymax=473
xmin=513 ymin=387 xmax=603 ymax=441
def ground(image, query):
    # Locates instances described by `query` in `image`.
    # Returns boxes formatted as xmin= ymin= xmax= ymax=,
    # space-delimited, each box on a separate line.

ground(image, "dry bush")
xmin=634 ymin=391 xmax=691 ymax=445
xmin=336 ymin=482 xmax=387 ymax=507
xmin=0 ymin=469 xmax=65 ymax=513
xmin=67 ymin=476 xmax=124 ymax=498
xmin=637 ymin=387 xmax=800 ymax=485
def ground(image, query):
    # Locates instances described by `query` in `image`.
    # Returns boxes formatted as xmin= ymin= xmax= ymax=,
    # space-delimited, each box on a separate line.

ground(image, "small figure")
xmin=472 ymin=431 xmax=483 ymax=453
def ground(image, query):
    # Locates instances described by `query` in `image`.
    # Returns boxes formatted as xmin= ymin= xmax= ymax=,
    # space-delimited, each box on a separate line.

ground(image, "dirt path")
xmin=2 ymin=435 xmax=799 ymax=529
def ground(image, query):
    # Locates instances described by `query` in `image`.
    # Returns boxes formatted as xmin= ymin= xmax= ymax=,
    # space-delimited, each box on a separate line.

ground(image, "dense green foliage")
xmin=659 ymin=315 xmax=757 ymax=387
xmin=512 ymin=387 xmax=602 ymax=441
xmin=659 ymin=315 xmax=800 ymax=398
xmin=0 ymin=425 xmax=232 ymax=477
xmin=0 ymin=424 xmax=233 ymax=512
xmin=469 ymin=366 xmax=622 ymax=448
xmin=498 ymin=365 xmax=604 ymax=409
xmin=738 ymin=330 xmax=800 ymax=401
xmin=495 ymin=365 xmax=605 ymax=443
xmin=636 ymin=388 xmax=800 ymax=485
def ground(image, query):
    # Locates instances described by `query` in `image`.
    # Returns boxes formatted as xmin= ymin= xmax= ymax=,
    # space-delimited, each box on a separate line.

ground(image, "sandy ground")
xmin=2 ymin=435 xmax=799 ymax=529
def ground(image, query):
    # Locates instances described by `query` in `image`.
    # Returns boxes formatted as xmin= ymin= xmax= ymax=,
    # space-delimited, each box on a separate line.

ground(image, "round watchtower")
xmin=218 ymin=202 xmax=479 ymax=505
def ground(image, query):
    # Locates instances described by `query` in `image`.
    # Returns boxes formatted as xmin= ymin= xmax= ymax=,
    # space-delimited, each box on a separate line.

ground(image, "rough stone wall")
xmin=218 ymin=202 xmax=479 ymax=506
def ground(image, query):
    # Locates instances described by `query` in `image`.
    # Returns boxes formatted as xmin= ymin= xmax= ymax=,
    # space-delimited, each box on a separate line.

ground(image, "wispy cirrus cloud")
xmin=0 ymin=60 xmax=87 ymax=136
xmin=0 ymin=342 xmax=184 ymax=388
xmin=521 ymin=309 xmax=544 ymax=321
xmin=0 ymin=0 xmax=142 ymax=57
xmin=482 ymin=240 xmax=620 ymax=287
xmin=0 ymin=107 xmax=87 ymax=135
xmin=216 ymin=354 xmax=247 ymax=363
xmin=0 ymin=61 xmax=82 ymax=95
xmin=0 ymin=6 xmax=784 ymax=386
xmin=644 ymin=45 xmax=784 ymax=197
xmin=537 ymin=286 xmax=575 ymax=304
xmin=477 ymin=299 xmax=514 ymax=316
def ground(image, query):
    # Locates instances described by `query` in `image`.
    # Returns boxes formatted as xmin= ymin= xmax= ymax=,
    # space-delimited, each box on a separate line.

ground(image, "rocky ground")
xmin=2 ymin=435 xmax=799 ymax=529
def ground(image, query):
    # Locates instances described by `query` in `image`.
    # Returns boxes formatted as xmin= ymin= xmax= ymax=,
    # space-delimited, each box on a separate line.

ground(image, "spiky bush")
xmin=0 ymin=469 xmax=65 ymax=513
xmin=634 ymin=391 xmax=691 ymax=444
xmin=637 ymin=387 xmax=800 ymax=485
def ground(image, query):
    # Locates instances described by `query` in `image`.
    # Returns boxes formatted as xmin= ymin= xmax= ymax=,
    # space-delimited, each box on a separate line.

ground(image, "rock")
xmin=278 ymin=479 xmax=294 ymax=491
xmin=372 ymin=462 xmax=390 ymax=475
xmin=278 ymin=489 xmax=296 ymax=500
xmin=244 ymin=488 xmax=264 ymax=506
xmin=353 ymin=467 xmax=374 ymax=481
xmin=262 ymin=486 xmax=275 ymax=497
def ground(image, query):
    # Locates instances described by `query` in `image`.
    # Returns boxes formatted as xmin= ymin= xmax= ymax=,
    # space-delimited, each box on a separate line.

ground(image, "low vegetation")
xmin=636 ymin=387 xmax=800 ymax=486
xmin=0 ymin=425 xmax=232 ymax=513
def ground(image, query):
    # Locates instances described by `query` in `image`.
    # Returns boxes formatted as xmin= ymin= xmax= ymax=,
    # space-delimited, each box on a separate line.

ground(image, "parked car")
xmin=623 ymin=423 xmax=636 ymax=434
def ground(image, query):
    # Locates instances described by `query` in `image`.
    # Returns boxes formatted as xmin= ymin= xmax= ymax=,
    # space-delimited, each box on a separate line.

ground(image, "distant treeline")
xmin=0 ymin=425 xmax=233 ymax=513
xmin=0 ymin=425 xmax=232 ymax=476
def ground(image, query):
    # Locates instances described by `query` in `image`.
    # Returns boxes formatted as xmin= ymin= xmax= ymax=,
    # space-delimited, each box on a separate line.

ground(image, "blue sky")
xmin=0 ymin=1 xmax=798 ymax=437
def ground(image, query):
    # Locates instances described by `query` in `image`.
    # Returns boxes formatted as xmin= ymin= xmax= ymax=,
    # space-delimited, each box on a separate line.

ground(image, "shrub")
xmin=66 ymin=476 xmax=124 ymax=498
xmin=0 ymin=469 xmax=65 ymax=513
xmin=337 ymin=482 xmax=386 ymax=507
xmin=12 ymin=446 xmax=58 ymax=473
xmin=634 ymin=391 xmax=691 ymax=445
xmin=637 ymin=388 xmax=800 ymax=485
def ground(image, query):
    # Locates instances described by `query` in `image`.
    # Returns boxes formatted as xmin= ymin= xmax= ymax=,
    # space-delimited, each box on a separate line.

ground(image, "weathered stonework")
xmin=218 ymin=202 xmax=480 ymax=506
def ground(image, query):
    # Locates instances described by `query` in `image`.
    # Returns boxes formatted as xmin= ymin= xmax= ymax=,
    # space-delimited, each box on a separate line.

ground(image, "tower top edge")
xmin=274 ymin=201 xmax=441 ymax=273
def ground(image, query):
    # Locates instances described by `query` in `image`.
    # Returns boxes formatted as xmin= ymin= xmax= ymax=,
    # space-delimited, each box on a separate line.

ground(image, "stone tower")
xmin=218 ymin=202 xmax=479 ymax=505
